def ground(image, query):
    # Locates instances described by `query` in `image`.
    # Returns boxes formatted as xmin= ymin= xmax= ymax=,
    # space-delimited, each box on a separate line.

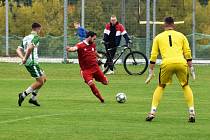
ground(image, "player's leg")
xmin=151 ymin=84 xmax=166 ymax=113
xmin=94 ymin=67 xmax=109 ymax=85
xmin=146 ymin=65 xmax=173 ymax=121
xmin=176 ymin=64 xmax=195 ymax=122
xmin=29 ymin=75 xmax=47 ymax=106
xmin=88 ymin=81 xmax=104 ymax=103
xmin=146 ymin=84 xmax=166 ymax=121
xmin=183 ymin=85 xmax=195 ymax=122
xmin=81 ymin=70 xmax=104 ymax=103
xmin=18 ymin=65 xmax=36 ymax=106
xmin=18 ymin=65 xmax=46 ymax=106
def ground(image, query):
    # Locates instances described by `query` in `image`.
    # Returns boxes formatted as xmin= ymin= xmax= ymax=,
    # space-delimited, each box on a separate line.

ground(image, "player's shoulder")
xmin=154 ymin=32 xmax=163 ymax=40
xmin=173 ymin=30 xmax=185 ymax=36
xmin=33 ymin=35 xmax=40 ymax=40
xmin=22 ymin=35 xmax=28 ymax=41
xmin=26 ymin=34 xmax=39 ymax=40
xmin=76 ymin=41 xmax=85 ymax=48
xmin=24 ymin=34 xmax=32 ymax=38
xmin=31 ymin=34 xmax=40 ymax=44
xmin=23 ymin=34 xmax=33 ymax=41
xmin=76 ymin=41 xmax=84 ymax=46
xmin=172 ymin=31 xmax=188 ymax=41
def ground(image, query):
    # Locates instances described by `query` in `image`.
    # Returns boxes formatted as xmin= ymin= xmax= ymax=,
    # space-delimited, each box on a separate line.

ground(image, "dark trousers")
xmin=104 ymin=43 xmax=117 ymax=71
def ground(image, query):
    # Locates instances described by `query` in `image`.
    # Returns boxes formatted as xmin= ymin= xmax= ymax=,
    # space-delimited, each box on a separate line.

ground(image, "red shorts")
xmin=81 ymin=67 xmax=108 ymax=85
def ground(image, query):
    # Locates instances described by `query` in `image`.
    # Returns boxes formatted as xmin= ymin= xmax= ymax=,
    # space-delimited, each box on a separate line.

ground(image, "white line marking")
xmin=0 ymin=113 xmax=67 ymax=124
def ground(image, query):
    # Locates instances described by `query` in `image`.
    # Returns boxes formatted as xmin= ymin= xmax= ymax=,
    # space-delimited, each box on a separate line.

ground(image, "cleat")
xmin=106 ymin=70 xmax=114 ymax=75
xmin=146 ymin=113 xmax=155 ymax=121
xmin=101 ymin=99 xmax=105 ymax=103
xmin=29 ymin=98 xmax=40 ymax=106
xmin=188 ymin=113 xmax=195 ymax=123
xmin=18 ymin=93 xmax=25 ymax=106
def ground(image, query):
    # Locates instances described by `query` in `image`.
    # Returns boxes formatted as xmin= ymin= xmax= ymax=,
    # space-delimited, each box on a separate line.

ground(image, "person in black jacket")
xmin=103 ymin=15 xmax=131 ymax=74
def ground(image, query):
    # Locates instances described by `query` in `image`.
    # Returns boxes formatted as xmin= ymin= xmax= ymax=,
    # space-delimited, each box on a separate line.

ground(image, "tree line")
xmin=0 ymin=0 xmax=210 ymax=37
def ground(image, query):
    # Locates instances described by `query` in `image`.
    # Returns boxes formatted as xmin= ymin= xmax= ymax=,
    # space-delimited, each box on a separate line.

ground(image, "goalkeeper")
xmin=145 ymin=17 xmax=196 ymax=123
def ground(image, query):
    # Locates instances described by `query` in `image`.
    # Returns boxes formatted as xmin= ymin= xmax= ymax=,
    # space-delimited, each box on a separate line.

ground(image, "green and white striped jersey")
xmin=19 ymin=31 xmax=40 ymax=66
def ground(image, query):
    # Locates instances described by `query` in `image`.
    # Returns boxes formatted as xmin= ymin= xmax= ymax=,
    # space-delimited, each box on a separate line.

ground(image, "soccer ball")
xmin=116 ymin=93 xmax=127 ymax=103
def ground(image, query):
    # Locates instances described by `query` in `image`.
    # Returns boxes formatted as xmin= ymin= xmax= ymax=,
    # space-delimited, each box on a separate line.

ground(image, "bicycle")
xmin=97 ymin=42 xmax=148 ymax=75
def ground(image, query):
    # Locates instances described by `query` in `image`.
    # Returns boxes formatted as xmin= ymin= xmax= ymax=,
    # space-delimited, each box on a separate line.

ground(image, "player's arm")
xmin=187 ymin=60 xmax=195 ymax=80
xmin=150 ymin=37 xmax=159 ymax=64
xmin=145 ymin=37 xmax=159 ymax=84
xmin=16 ymin=47 xmax=24 ymax=59
xmin=183 ymin=35 xmax=195 ymax=80
xmin=22 ymin=43 xmax=35 ymax=64
xmin=16 ymin=41 xmax=24 ymax=59
xmin=183 ymin=35 xmax=192 ymax=62
xmin=66 ymin=46 xmax=78 ymax=52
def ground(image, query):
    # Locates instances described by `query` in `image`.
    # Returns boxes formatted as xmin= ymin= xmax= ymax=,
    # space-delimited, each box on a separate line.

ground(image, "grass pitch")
xmin=0 ymin=63 xmax=209 ymax=140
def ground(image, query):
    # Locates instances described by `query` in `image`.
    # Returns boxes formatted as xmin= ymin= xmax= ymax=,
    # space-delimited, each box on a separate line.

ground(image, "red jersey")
xmin=76 ymin=40 xmax=98 ymax=71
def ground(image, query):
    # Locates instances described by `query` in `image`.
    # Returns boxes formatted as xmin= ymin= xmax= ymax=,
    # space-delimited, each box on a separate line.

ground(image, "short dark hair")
xmin=164 ymin=17 xmax=174 ymax=24
xmin=32 ymin=22 xmax=41 ymax=29
xmin=86 ymin=31 xmax=97 ymax=38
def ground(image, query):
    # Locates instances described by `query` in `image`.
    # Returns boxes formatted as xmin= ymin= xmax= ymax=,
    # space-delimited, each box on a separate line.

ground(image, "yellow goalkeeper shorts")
xmin=159 ymin=63 xmax=189 ymax=86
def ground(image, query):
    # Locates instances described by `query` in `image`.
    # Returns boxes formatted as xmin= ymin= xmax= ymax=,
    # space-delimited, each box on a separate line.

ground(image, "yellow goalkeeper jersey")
xmin=150 ymin=30 xmax=192 ymax=66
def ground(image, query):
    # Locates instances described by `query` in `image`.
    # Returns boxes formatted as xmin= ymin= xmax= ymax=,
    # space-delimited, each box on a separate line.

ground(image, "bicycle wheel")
xmin=97 ymin=51 xmax=110 ymax=74
xmin=123 ymin=51 xmax=148 ymax=75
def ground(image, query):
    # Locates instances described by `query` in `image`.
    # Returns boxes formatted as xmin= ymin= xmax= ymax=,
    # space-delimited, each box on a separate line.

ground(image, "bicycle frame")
xmin=106 ymin=44 xmax=132 ymax=65
xmin=100 ymin=42 xmax=148 ymax=75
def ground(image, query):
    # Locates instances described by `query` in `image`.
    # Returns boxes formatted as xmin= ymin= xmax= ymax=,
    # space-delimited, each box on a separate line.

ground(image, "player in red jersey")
xmin=66 ymin=31 xmax=108 ymax=103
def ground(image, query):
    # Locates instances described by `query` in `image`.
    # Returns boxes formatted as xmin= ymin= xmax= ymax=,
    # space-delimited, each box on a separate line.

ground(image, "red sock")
xmin=89 ymin=84 xmax=104 ymax=103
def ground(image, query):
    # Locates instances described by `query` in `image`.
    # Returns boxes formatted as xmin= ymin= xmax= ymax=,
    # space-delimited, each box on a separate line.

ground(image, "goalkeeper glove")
xmin=145 ymin=68 xmax=154 ymax=84
xmin=190 ymin=66 xmax=196 ymax=80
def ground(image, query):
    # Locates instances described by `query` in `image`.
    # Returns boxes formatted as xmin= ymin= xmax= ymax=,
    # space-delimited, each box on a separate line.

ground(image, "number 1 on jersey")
xmin=168 ymin=35 xmax=172 ymax=47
